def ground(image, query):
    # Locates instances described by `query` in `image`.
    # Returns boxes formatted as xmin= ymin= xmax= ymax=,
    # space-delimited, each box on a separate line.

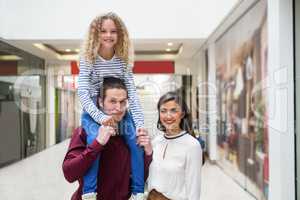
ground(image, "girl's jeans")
xmin=81 ymin=109 xmax=145 ymax=195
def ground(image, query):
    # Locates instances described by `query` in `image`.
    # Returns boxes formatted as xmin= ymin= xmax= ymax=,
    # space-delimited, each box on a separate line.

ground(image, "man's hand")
xmin=96 ymin=126 xmax=116 ymax=145
xmin=136 ymin=128 xmax=153 ymax=156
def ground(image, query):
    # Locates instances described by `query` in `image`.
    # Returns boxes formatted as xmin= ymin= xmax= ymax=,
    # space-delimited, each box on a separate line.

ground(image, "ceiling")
xmin=0 ymin=0 xmax=240 ymax=65
xmin=4 ymin=39 xmax=205 ymax=65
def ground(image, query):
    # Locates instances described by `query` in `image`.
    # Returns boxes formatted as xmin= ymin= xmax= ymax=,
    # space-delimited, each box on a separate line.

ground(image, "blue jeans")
xmin=81 ymin=111 xmax=145 ymax=194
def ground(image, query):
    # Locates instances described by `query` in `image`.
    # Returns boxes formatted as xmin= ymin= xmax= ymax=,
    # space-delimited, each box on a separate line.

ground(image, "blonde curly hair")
xmin=81 ymin=12 xmax=134 ymax=68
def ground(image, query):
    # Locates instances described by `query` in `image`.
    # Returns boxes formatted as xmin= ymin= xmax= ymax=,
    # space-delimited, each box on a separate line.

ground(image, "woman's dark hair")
xmin=157 ymin=91 xmax=194 ymax=136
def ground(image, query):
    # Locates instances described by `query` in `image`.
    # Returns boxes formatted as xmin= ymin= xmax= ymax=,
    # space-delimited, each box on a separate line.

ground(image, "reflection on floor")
xmin=0 ymin=139 xmax=255 ymax=200
xmin=0 ymin=140 xmax=77 ymax=200
xmin=201 ymin=162 xmax=255 ymax=200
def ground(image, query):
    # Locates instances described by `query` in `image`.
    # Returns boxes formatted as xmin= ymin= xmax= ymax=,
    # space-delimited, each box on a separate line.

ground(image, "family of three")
xmin=62 ymin=12 xmax=202 ymax=200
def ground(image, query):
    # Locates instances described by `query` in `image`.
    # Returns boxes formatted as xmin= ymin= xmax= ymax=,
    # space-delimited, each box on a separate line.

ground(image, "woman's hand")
xmin=136 ymin=128 xmax=153 ymax=156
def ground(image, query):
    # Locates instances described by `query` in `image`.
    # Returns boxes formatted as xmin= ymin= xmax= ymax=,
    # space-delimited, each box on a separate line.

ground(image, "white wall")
xmin=184 ymin=37 xmax=217 ymax=159
xmin=206 ymin=44 xmax=218 ymax=161
xmin=268 ymin=0 xmax=295 ymax=199
xmin=0 ymin=0 xmax=238 ymax=40
xmin=0 ymin=0 xmax=4 ymax=38
xmin=175 ymin=59 xmax=196 ymax=75
xmin=45 ymin=65 xmax=57 ymax=147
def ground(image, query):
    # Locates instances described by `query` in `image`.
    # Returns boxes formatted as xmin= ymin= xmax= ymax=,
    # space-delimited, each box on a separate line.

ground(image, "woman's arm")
xmin=185 ymin=142 xmax=202 ymax=200
xmin=62 ymin=128 xmax=104 ymax=183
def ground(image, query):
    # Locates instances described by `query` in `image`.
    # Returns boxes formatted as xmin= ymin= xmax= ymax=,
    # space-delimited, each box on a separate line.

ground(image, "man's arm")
xmin=62 ymin=128 xmax=104 ymax=183
xmin=144 ymin=153 xmax=152 ymax=181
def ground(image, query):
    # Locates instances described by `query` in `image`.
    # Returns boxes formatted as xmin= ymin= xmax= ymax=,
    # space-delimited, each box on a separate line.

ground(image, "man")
xmin=62 ymin=77 xmax=152 ymax=200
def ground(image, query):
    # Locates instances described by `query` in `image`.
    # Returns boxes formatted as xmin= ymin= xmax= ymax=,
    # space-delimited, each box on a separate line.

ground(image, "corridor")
xmin=0 ymin=140 xmax=255 ymax=200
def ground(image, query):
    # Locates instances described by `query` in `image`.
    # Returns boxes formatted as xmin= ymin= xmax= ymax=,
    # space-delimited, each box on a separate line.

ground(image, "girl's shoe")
xmin=129 ymin=193 xmax=145 ymax=200
xmin=82 ymin=192 xmax=97 ymax=200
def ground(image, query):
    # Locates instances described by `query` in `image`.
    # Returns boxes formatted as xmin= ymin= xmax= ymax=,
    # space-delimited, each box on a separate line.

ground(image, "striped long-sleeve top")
xmin=78 ymin=55 xmax=144 ymax=128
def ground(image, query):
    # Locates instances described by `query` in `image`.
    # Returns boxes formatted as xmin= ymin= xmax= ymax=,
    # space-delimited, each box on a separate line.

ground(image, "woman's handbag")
xmin=147 ymin=189 xmax=171 ymax=200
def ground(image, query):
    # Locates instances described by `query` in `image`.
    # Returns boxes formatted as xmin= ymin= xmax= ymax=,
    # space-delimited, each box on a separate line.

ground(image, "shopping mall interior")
xmin=0 ymin=0 xmax=299 ymax=199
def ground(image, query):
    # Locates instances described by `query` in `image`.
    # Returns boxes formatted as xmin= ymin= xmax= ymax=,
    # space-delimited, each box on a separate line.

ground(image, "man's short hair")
xmin=99 ymin=77 xmax=128 ymax=100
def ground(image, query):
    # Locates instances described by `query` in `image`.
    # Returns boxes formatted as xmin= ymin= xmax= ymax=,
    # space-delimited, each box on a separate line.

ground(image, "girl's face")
xmin=99 ymin=19 xmax=118 ymax=50
xmin=159 ymin=100 xmax=184 ymax=135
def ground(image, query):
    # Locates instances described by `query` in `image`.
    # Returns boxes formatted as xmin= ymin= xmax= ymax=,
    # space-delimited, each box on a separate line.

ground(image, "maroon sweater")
xmin=62 ymin=127 xmax=152 ymax=200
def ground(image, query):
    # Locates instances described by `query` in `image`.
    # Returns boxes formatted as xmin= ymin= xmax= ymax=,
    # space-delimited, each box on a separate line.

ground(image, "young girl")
xmin=78 ymin=12 xmax=145 ymax=200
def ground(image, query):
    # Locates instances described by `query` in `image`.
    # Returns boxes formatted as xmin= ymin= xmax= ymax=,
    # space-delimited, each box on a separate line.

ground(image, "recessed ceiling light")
xmin=65 ymin=49 xmax=71 ymax=52
xmin=33 ymin=43 xmax=47 ymax=50
xmin=166 ymin=48 xmax=171 ymax=52
xmin=75 ymin=49 xmax=80 ymax=52
xmin=167 ymin=42 xmax=173 ymax=46
xmin=57 ymin=54 xmax=80 ymax=60
xmin=0 ymin=55 xmax=23 ymax=61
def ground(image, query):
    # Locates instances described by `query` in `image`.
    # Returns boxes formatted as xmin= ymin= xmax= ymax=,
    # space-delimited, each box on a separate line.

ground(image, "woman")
xmin=146 ymin=91 xmax=202 ymax=200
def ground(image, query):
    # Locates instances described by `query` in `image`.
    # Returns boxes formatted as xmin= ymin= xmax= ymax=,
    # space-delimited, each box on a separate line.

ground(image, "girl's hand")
xmin=101 ymin=116 xmax=116 ymax=127
xmin=136 ymin=128 xmax=153 ymax=156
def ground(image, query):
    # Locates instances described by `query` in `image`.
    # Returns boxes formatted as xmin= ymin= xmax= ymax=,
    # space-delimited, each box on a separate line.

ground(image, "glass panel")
xmin=54 ymin=75 xmax=80 ymax=143
xmin=0 ymin=41 xmax=45 ymax=167
xmin=134 ymin=74 xmax=182 ymax=137
xmin=214 ymin=1 xmax=268 ymax=199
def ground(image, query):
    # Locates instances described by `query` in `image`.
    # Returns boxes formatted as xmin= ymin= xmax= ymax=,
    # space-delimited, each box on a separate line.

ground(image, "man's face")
xmin=99 ymin=88 xmax=128 ymax=122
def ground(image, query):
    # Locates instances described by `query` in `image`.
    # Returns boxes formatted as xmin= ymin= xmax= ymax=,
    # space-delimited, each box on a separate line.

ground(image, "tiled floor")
xmin=0 ymin=140 xmax=255 ymax=200
xmin=201 ymin=162 xmax=255 ymax=200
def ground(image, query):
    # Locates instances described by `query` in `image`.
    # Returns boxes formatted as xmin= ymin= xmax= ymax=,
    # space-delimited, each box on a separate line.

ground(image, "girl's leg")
xmin=120 ymin=112 xmax=145 ymax=194
xmin=81 ymin=111 xmax=101 ymax=195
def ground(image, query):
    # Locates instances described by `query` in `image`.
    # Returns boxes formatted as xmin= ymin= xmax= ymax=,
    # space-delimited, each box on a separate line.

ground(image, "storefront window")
xmin=0 ymin=41 xmax=46 ymax=167
xmin=214 ymin=1 xmax=268 ymax=199
xmin=54 ymin=75 xmax=80 ymax=143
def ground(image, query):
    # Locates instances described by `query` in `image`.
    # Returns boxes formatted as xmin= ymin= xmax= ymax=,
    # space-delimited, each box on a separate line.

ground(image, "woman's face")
xmin=99 ymin=19 xmax=118 ymax=50
xmin=159 ymin=100 xmax=184 ymax=134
